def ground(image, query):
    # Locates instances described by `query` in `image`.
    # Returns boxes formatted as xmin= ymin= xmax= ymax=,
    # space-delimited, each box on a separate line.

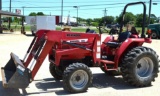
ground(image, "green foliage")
xmin=29 ymin=12 xmax=37 ymax=16
xmin=78 ymin=17 xmax=86 ymax=22
xmin=2 ymin=17 xmax=8 ymax=22
xmin=135 ymin=14 xmax=149 ymax=27
xmin=116 ymin=12 xmax=136 ymax=25
xmin=86 ymin=18 xmax=92 ymax=26
xmin=102 ymin=16 xmax=114 ymax=25
xmin=14 ymin=17 xmax=18 ymax=23
xmin=37 ymin=12 xmax=45 ymax=16
xmin=92 ymin=22 xmax=98 ymax=26
xmin=150 ymin=18 xmax=156 ymax=24
xmin=93 ymin=18 xmax=102 ymax=25
xmin=15 ymin=11 xmax=159 ymax=28
xmin=150 ymin=14 xmax=157 ymax=19
xmin=29 ymin=12 xmax=45 ymax=16
xmin=13 ymin=17 xmax=22 ymax=24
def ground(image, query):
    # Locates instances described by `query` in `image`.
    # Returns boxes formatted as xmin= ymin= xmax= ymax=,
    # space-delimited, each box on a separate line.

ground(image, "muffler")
xmin=1 ymin=53 xmax=31 ymax=88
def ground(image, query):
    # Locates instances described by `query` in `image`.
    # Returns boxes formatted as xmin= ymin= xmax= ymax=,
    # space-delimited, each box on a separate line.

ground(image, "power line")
xmin=2 ymin=3 xmax=128 ymax=8
xmin=3 ymin=0 xmax=155 ymax=5
xmin=77 ymin=6 xmax=125 ymax=10
xmin=2 ymin=0 xmax=141 ymax=3
xmin=2 ymin=0 xmax=153 ymax=17
xmin=2 ymin=5 xmax=125 ymax=11
xmin=4 ymin=0 xmax=153 ymax=9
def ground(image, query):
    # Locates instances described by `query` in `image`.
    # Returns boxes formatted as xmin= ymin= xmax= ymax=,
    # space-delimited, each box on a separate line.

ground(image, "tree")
xmin=92 ymin=22 xmax=99 ymax=26
xmin=102 ymin=16 xmax=114 ymax=25
xmin=28 ymin=12 xmax=44 ymax=16
xmin=136 ymin=14 xmax=148 ymax=27
xmin=78 ymin=17 xmax=86 ymax=23
xmin=93 ymin=18 xmax=102 ymax=22
xmin=86 ymin=18 xmax=93 ymax=26
xmin=150 ymin=18 xmax=156 ymax=24
xmin=13 ymin=17 xmax=21 ymax=24
xmin=116 ymin=12 xmax=136 ymax=25
xmin=150 ymin=14 xmax=157 ymax=23
xmin=2 ymin=17 xmax=8 ymax=22
xmin=93 ymin=18 xmax=102 ymax=26
xmin=29 ymin=12 xmax=37 ymax=16
xmin=37 ymin=12 xmax=44 ymax=16
xmin=150 ymin=14 xmax=157 ymax=19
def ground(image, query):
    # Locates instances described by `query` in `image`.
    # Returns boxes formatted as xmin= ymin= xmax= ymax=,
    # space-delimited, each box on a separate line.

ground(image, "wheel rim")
xmin=136 ymin=57 xmax=154 ymax=77
xmin=151 ymin=32 xmax=157 ymax=38
xmin=69 ymin=70 xmax=89 ymax=90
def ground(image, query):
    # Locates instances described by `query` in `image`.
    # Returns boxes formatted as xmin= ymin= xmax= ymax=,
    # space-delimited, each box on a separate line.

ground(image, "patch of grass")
xmin=56 ymin=26 xmax=102 ymax=33
xmin=8 ymin=24 xmax=147 ymax=35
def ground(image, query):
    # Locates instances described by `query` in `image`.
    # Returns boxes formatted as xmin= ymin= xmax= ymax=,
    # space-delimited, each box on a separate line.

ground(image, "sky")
xmin=1 ymin=0 xmax=160 ymax=19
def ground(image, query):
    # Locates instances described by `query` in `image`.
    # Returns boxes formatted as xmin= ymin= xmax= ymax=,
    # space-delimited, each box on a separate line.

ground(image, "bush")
xmin=91 ymin=22 xmax=98 ymax=26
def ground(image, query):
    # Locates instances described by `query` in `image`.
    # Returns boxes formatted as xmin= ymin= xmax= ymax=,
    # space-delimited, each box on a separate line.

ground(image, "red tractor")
xmin=1 ymin=2 xmax=159 ymax=93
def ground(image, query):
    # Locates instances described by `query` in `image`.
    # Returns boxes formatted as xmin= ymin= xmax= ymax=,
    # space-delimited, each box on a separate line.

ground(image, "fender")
xmin=101 ymin=35 xmax=114 ymax=49
xmin=114 ymin=38 xmax=152 ymax=68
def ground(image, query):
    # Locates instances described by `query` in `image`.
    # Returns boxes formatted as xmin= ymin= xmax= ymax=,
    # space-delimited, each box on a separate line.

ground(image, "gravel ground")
xmin=0 ymin=32 xmax=160 ymax=96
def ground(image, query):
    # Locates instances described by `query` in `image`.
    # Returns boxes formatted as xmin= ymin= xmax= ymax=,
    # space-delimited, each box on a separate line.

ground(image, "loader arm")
xmin=24 ymin=30 xmax=101 ymax=80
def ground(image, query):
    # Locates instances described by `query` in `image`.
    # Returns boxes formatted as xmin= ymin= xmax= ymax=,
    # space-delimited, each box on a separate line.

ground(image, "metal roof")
xmin=0 ymin=10 xmax=24 ymax=17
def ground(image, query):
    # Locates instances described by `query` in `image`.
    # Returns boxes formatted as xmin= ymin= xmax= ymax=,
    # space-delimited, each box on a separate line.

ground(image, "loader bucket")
xmin=1 ymin=53 xmax=31 ymax=88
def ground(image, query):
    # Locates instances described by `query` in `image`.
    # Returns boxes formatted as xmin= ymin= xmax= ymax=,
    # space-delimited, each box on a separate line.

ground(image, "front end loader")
xmin=1 ymin=29 xmax=102 ymax=92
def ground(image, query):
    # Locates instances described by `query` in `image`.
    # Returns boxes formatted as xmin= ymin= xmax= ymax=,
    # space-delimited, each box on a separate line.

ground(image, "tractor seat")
xmin=104 ymin=31 xmax=131 ymax=48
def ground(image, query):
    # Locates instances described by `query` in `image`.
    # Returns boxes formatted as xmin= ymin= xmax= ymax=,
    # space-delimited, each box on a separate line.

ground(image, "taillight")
xmin=147 ymin=29 xmax=152 ymax=38
xmin=147 ymin=29 xmax=151 ymax=34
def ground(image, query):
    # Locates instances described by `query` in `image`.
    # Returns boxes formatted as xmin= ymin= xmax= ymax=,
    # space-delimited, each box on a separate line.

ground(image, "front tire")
xmin=121 ymin=46 xmax=159 ymax=87
xmin=49 ymin=63 xmax=63 ymax=80
xmin=63 ymin=63 xmax=92 ymax=93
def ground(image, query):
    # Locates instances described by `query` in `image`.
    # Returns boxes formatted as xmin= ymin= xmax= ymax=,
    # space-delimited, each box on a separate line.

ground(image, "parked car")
xmin=24 ymin=22 xmax=27 ymax=25
xmin=70 ymin=22 xmax=78 ymax=27
xmin=106 ymin=24 xmax=120 ymax=29
xmin=147 ymin=23 xmax=160 ymax=39
xmin=114 ymin=24 xmax=120 ymax=28
xmin=109 ymin=26 xmax=119 ymax=34
xmin=58 ymin=22 xmax=64 ymax=26
xmin=106 ymin=24 xmax=112 ymax=28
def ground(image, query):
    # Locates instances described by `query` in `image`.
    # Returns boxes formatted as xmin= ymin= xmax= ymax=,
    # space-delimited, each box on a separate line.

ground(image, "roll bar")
xmin=119 ymin=2 xmax=146 ymax=38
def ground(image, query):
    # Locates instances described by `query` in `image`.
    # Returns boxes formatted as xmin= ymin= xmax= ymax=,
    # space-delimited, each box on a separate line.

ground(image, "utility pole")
xmin=9 ymin=0 xmax=12 ymax=29
xmin=67 ymin=11 xmax=70 ymax=25
xmin=61 ymin=0 xmax=63 ymax=27
xmin=148 ymin=0 xmax=152 ymax=25
xmin=103 ymin=8 xmax=107 ymax=26
xmin=22 ymin=6 xmax=25 ymax=15
xmin=73 ymin=6 xmax=78 ymax=26
xmin=0 ymin=0 xmax=2 ymax=33
xmin=77 ymin=7 xmax=78 ymax=25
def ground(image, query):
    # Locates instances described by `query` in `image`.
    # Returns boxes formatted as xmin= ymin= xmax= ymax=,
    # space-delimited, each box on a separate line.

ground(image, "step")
xmin=107 ymin=68 xmax=117 ymax=71
xmin=100 ymin=60 xmax=115 ymax=64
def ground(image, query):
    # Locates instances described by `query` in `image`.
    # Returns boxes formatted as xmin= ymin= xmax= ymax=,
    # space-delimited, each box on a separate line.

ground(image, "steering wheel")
xmin=96 ymin=26 xmax=108 ymax=34
xmin=96 ymin=26 xmax=103 ymax=34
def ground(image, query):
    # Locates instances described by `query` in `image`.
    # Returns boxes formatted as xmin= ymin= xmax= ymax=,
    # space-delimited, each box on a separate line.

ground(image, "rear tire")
xmin=49 ymin=63 xmax=63 ymax=80
xmin=151 ymin=31 xmax=157 ymax=39
xmin=63 ymin=63 xmax=92 ymax=93
xmin=121 ymin=46 xmax=159 ymax=87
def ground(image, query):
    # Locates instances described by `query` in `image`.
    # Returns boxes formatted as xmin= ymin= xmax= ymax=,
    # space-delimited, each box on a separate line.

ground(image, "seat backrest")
xmin=118 ymin=31 xmax=131 ymax=42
